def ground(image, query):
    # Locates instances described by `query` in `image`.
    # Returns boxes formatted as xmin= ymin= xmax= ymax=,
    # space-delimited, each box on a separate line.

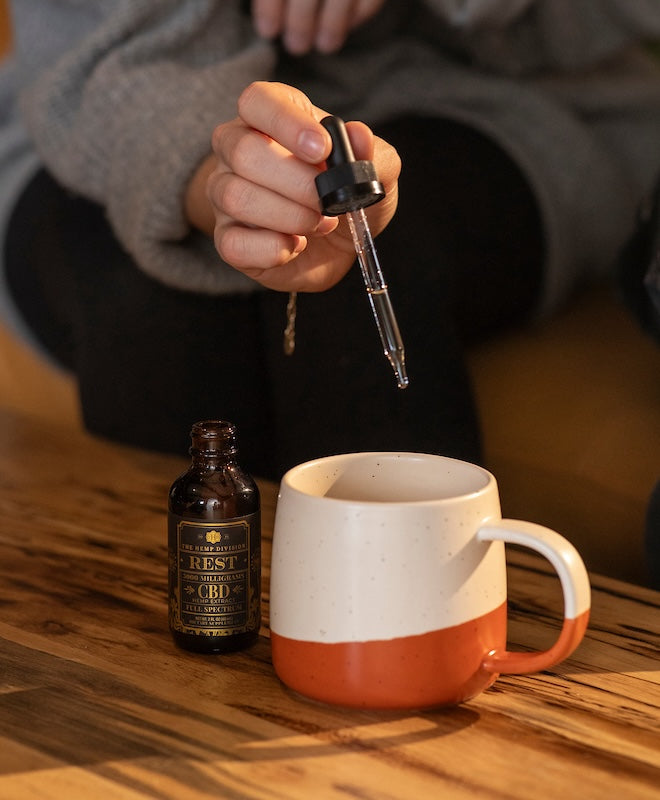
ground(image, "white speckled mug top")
xmin=270 ymin=453 xmax=507 ymax=643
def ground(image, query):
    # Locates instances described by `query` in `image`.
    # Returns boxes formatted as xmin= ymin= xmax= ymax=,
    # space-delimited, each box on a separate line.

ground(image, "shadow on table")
xmin=0 ymin=638 xmax=478 ymax=782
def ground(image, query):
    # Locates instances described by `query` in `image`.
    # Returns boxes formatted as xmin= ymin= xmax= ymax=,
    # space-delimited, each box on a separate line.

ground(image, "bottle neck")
xmin=189 ymin=420 xmax=238 ymax=466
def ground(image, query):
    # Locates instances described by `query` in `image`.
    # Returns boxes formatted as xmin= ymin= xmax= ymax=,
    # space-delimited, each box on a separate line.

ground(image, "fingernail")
xmin=297 ymin=129 xmax=326 ymax=161
xmin=314 ymin=215 xmax=337 ymax=235
xmin=292 ymin=235 xmax=306 ymax=254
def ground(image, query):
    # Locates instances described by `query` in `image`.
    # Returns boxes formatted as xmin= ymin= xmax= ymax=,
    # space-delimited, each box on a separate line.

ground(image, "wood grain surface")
xmin=0 ymin=408 xmax=657 ymax=799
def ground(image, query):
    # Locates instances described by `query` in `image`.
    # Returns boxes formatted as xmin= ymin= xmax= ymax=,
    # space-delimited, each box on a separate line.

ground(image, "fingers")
xmin=315 ymin=0 xmax=382 ymax=53
xmin=211 ymin=118 xmax=323 ymax=207
xmin=281 ymin=0 xmax=355 ymax=55
xmin=251 ymin=0 xmax=386 ymax=55
xmin=214 ymin=226 xmax=306 ymax=275
xmin=282 ymin=0 xmax=322 ymax=55
xmin=223 ymin=233 xmax=356 ymax=294
xmin=209 ymin=166 xmax=338 ymax=271
xmin=206 ymin=81 xmax=400 ymax=293
xmin=234 ymin=82 xmax=378 ymax=167
xmin=236 ymin=81 xmax=331 ymax=163
xmin=353 ymin=0 xmax=386 ymax=26
xmin=208 ymin=92 xmax=340 ymax=275
xmin=251 ymin=0 xmax=284 ymax=40
xmin=342 ymin=119 xmax=375 ymax=162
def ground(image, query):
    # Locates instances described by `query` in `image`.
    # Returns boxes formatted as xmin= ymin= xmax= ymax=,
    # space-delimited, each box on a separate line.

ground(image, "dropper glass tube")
xmin=345 ymin=208 xmax=408 ymax=388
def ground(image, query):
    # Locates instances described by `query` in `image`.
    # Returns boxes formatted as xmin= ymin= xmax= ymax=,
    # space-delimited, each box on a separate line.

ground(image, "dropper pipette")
xmin=315 ymin=116 xmax=409 ymax=389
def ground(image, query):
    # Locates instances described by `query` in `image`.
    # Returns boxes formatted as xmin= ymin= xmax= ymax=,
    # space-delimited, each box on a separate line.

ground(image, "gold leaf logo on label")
xmin=205 ymin=530 xmax=222 ymax=544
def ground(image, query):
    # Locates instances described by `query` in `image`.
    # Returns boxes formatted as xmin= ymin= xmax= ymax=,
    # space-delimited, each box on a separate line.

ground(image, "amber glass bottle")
xmin=168 ymin=420 xmax=261 ymax=653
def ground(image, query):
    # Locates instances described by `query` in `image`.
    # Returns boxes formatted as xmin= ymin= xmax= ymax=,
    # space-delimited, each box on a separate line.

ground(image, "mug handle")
xmin=477 ymin=519 xmax=591 ymax=675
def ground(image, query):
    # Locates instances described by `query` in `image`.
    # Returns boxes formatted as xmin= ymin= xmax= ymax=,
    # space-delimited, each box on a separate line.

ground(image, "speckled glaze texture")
xmin=270 ymin=453 xmax=591 ymax=709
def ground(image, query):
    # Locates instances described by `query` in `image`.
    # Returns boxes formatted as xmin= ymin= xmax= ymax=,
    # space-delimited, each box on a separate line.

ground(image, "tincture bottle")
xmin=168 ymin=420 xmax=261 ymax=653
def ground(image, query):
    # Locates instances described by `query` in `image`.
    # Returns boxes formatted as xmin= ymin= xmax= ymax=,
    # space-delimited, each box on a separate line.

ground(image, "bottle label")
xmin=168 ymin=513 xmax=260 ymax=637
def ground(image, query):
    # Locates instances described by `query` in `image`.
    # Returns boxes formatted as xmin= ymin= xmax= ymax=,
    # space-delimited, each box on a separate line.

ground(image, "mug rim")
xmin=279 ymin=451 xmax=495 ymax=506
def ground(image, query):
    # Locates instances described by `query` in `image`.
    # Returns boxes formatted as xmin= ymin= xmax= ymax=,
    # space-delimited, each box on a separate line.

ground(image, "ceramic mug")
xmin=269 ymin=452 xmax=591 ymax=709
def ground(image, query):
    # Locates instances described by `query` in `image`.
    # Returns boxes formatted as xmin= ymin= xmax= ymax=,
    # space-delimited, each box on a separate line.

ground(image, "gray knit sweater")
xmin=3 ymin=0 xmax=660 ymax=335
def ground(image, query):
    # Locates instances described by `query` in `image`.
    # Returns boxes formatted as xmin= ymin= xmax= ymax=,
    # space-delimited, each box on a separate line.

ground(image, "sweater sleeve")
xmin=19 ymin=0 xmax=277 ymax=295
xmin=423 ymin=0 xmax=660 ymax=73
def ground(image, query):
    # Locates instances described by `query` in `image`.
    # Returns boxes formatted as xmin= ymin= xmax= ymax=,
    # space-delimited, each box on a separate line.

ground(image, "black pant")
xmin=5 ymin=117 xmax=543 ymax=480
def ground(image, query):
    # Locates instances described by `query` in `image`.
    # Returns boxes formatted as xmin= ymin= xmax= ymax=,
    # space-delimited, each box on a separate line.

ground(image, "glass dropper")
xmin=315 ymin=115 xmax=409 ymax=389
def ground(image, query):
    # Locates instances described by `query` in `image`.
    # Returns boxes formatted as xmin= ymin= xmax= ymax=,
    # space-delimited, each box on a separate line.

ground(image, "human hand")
xmin=251 ymin=0 xmax=386 ymax=55
xmin=205 ymin=81 xmax=400 ymax=293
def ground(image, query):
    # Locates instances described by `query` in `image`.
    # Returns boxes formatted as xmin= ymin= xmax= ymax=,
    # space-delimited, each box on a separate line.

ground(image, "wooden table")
xmin=0 ymin=408 xmax=657 ymax=799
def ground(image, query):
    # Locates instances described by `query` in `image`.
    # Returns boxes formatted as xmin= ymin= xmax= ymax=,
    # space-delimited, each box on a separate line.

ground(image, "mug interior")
xmin=283 ymin=452 xmax=491 ymax=504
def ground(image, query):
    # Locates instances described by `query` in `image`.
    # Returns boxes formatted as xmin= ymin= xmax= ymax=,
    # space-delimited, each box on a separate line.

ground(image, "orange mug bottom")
xmin=271 ymin=601 xmax=507 ymax=709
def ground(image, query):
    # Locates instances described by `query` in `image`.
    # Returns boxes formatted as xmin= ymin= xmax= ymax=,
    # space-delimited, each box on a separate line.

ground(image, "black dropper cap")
xmin=314 ymin=116 xmax=385 ymax=216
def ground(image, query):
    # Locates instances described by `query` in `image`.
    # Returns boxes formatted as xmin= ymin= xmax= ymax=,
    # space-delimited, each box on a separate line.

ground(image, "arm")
xmin=19 ymin=1 xmax=276 ymax=294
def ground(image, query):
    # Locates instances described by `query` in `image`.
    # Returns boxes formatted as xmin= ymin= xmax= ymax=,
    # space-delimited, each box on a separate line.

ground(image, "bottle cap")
xmin=315 ymin=116 xmax=385 ymax=216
